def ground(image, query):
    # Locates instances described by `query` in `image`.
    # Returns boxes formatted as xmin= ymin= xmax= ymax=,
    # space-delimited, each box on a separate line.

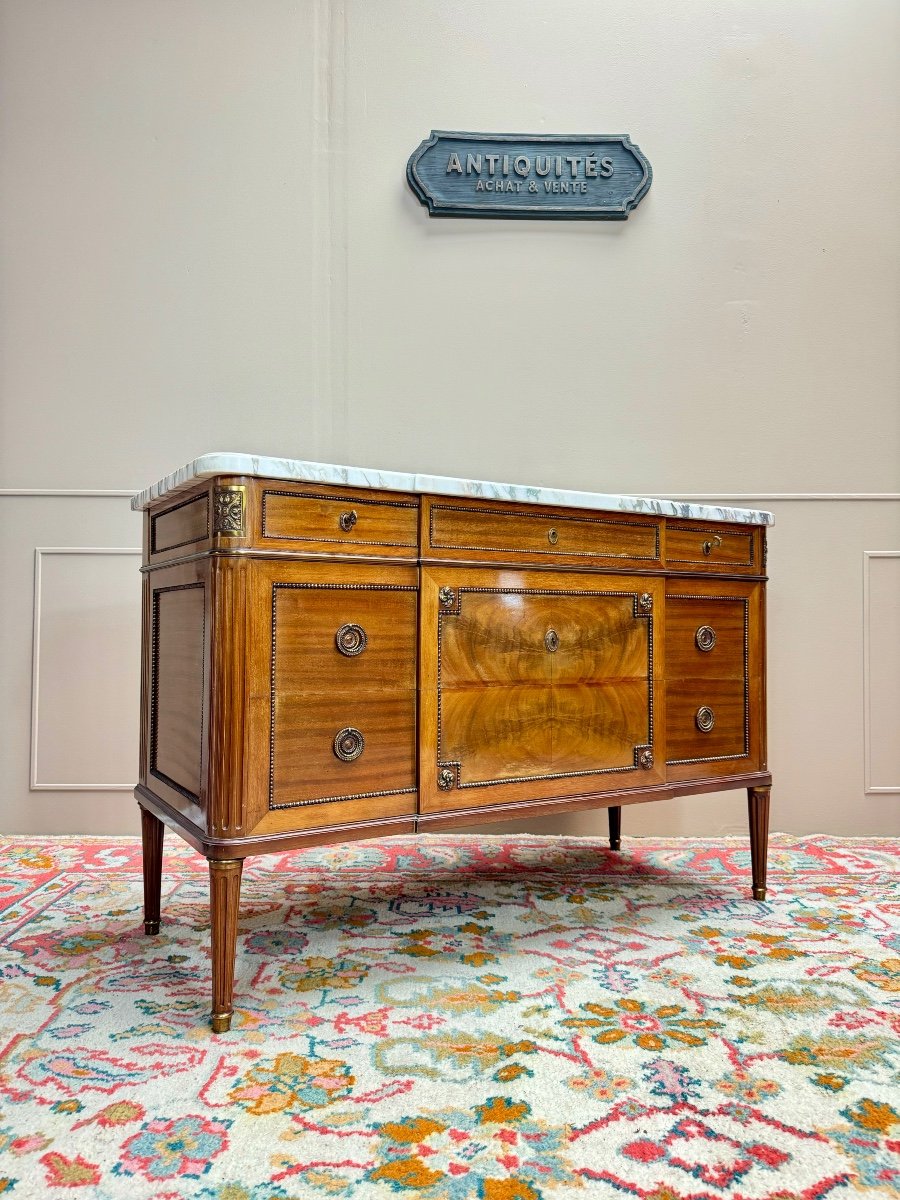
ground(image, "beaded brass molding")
xmin=149 ymin=581 xmax=206 ymax=804
xmin=436 ymin=586 xmax=654 ymax=791
xmin=429 ymin=504 xmax=661 ymax=560
xmin=267 ymin=581 xmax=418 ymax=811
xmin=665 ymin=594 xmax=751 ymax=766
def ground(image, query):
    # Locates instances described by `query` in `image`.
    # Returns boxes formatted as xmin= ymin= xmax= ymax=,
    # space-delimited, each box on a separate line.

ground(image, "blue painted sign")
xmin=407 ymin=131 xmax=652 ymax=220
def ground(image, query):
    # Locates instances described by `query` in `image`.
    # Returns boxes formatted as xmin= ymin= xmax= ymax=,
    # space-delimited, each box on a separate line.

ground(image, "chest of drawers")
xmin=133 ymin=456 xmax=773 ymax=1031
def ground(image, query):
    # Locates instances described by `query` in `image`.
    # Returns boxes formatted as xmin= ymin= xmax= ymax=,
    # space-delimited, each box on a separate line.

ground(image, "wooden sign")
xmin=407 ymin=131 xmax=652 ymax=220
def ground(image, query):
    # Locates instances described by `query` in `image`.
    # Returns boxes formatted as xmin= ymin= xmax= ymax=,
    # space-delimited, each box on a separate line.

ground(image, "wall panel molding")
xmin=31 ymin=546 xmax=141 ymax=791
xmin=863 ymin=550 xmax=900 ymax=795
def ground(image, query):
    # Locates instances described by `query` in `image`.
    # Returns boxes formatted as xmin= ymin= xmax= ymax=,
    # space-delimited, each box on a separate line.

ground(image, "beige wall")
xmin=1 ymin=0 xmax=898 ymax=837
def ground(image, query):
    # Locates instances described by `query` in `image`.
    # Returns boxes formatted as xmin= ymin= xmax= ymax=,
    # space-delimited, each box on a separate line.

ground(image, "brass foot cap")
xmin=210 ymin=1012 xmax=232 ymax=1034
xmin=752 ymin=886 xmax=767 ymax=901
xmin=610 ymin=840 xmax=621 ymax=851
xmin=144 ymin=920 xmax=160 ymax=935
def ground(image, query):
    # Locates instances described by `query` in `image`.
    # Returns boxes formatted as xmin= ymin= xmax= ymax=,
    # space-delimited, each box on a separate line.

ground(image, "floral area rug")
xmin=0 ymin=833 xmax=897 ymax=1199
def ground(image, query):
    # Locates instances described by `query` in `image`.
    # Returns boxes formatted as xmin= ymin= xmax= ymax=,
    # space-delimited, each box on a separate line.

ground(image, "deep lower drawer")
xmin=665 ymin=677 xmax=749 ymax=765
xmin=270 ymin=690 xmax=416 ymax=809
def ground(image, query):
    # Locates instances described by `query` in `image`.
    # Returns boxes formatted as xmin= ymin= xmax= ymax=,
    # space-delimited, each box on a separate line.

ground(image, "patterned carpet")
xmin=0 ymin=833 xmax=897 ymax=1199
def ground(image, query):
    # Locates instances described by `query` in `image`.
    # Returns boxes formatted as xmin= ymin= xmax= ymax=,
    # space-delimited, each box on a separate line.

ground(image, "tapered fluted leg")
xmin=140 ymin=807 xmax=164 ymax=935
xmin=748 ymin=786 xmax=770 ymax=901
xmin=608 ymin=806 xmax=622 ymax=851
xmin=209 ymin=858 xmax=243 ymax=1033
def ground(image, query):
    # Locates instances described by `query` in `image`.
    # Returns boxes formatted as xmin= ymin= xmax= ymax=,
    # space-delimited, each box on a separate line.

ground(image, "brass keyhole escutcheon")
xmin=695 ymin=706 xmax=716 ymax=733
xmin=695 ymin=625 xmax=717 ymax=652
xmin=339 ymin=510 xmax=358 ymax=532
xmin=702 ymin=535 xmax=722 ymax=556
xmin=545 ymin=629 xmax=559 ymax=653
xmin=335 ymin=623 xmax=367 ymax=657
xmin=547 ymin=527 xmax=559 ymax=545
xmin=333 ymin=727 xmax=365 ymax=762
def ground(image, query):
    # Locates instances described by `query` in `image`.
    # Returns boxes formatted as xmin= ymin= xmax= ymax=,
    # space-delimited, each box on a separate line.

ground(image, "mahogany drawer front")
xmin=270 ymin=690 xmax=416 ymax=809
xmin=261 ymin=488 xmax=419 ymax=556
xmin=666 ymin=594 xmax=747 ymax=680
xmin=666 ymin=524 xmax=759 ymax=573
xmin=427 ymin=502 xmax=660 ymax=566
xmin=272 ymin=583 xmax=417 ymax=694
xmin=665 ymin=677 xmax=749 ymax=765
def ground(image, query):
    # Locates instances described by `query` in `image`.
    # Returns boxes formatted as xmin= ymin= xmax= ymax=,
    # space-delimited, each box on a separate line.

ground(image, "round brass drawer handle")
xmin=437 ymin=767 xmax=455 ymax=790
xmin=544 ymin=629 xmax=559 ymax=653
xmin=548 ymin=527 xmax=559 ymax=545
xmin=695 ymin=625 xmax=717 ymax=652
xmin=702 ymin=535 xmax=722 ymax=556
xmin=438 ymin=586 xmax=455 ymax=607
xmin=333 ymin=727 xmax=365 ymax=762
xmin=695 ymin=706 xmax=716 ymax=733
xmin=339 ymin=510 xmax=358 ymax=532
xmin=639 ymin=749 xmax=654 ymax=769
xmin=335 ymin=623 xmax=367 ymax=657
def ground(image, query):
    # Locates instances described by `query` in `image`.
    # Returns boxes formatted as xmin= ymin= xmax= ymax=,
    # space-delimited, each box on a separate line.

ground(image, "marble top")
xmin=131 ymin=453 xmax=774 ymax=526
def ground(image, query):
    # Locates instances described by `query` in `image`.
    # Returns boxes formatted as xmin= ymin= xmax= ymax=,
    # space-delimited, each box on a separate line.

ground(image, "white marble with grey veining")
xmin=131 ymin=452 xmax=774 ymax=525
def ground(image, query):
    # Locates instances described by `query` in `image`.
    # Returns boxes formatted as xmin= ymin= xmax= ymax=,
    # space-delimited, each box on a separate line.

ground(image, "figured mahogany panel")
xmin=440 ymin=685 xmax=554 ymax=782
xmin=440 ymin=591 xmax=552 ymax=687
xmin=420 ymin=569 xmax=664 ymax=813
xmin=552 ymin=594 xmax=650 ymax=684
xmin=425 ymin=498 xmax=661 ymax=568
xmin=151 ymin=582 xmax=205 ymax=801
xmin=666 ymin=523 xmax=759 ymax=574
xmin=553 ymin=681 xmax=652 ymax=773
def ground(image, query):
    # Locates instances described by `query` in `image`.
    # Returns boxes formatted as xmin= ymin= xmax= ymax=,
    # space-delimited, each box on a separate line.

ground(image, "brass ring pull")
xmin=695 ymin=706 xmax=716 ymax=733
xmin=548 ymin=527 xmax=559 ymax=545
xmin=695 ymin=626 xmax=717 ymax=652
xmin=702 ymin=535 xmax=722 ymax=556
xmin=545 ymin=629 xmax=559 ymax=653
xmin=339 ymin=510 xmax=358 ymax=532
xmin=335 ymin=623 xmax=367 ymax=657
xmin=333 ymin=727 xmax=365 ymax=761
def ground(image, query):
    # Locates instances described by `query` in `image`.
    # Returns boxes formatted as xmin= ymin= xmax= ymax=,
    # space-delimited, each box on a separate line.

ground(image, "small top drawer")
xmin=261 ymin=488 xmax=419 ymax=556
xmin=666 ymin=524 xmax=759 ymax=573
xmin=427 ymin=502 xmax=660 ymax=566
